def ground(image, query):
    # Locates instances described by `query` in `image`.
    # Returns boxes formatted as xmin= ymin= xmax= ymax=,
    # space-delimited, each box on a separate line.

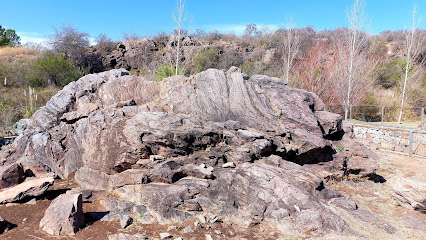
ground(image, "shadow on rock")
xmin=34 ymin=189 xmax=70 ymax=201
xmin=82 ymin=211 xmax=110 ymax=229
xmin=0 ymin=217 xmax=17 ymax=234
xmin=365 ymin=173 xmax=386 ymax=183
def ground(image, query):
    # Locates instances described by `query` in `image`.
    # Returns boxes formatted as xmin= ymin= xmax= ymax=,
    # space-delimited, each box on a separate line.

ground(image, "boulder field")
xmin=0 ymin=67 xmax=385 ymax=237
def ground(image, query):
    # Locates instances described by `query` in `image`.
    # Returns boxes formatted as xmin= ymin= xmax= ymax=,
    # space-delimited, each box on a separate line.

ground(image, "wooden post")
xmin=421 ymin=108 xmax=424 ymax=130
xmin=381 ymin=106 xmax=385 ymax=123
xmin=409 ymin=130 xmax=413 ymax=156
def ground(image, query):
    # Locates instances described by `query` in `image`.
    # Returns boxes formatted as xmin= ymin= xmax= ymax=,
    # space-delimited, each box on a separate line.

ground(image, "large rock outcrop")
xmin=0 ymin=67 xmax=334 ymax=178
xmin=0 ymin=68 xmax=376 ymax=236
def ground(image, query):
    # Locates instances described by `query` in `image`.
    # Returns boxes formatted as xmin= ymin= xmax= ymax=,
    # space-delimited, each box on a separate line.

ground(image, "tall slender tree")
xmin=173 ymin=0 xmax=185 ymax=75
xmin=398 ymin=7 xmax=425 ymax=123
xmin=340 ymin=0 xmax=368 ymax=121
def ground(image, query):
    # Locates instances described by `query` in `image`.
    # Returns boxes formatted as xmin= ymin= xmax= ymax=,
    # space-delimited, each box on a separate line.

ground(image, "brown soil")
xmin=1 ymin=151 xmax=424 ymax=240
xmin=322 ymin=151 xmax=426 ymax=240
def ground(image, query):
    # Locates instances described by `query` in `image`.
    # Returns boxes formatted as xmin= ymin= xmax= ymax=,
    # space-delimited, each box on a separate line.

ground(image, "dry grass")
xmin=0 ymin=87 xmax=59 ymax=133
xmin=0 ymin=46 xmax=40 ymax=57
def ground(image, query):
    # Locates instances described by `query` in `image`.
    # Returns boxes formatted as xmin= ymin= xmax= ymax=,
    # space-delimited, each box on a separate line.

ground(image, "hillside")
xmin=0 ymin=28 xmax=425 ymax=131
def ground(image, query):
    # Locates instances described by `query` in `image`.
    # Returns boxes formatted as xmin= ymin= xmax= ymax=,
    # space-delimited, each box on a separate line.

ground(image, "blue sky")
xmin=1 ymin=0 xmax=425 ymax=44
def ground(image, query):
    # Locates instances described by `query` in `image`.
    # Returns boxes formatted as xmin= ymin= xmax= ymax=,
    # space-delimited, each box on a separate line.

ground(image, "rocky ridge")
xmin=0 ymin=68 xmax=390 ymax=238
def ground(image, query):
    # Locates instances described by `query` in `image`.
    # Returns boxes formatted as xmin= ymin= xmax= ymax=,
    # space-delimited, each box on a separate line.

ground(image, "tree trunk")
xmin=398 ymin=9 xmax=416 ymax=124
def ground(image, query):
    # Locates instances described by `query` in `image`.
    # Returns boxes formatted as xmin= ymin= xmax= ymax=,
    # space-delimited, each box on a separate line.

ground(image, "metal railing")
xmin=350 ymin=123 xmax=426 ymax=158
xmin=325 ymin=105 xmax=425 ymax=130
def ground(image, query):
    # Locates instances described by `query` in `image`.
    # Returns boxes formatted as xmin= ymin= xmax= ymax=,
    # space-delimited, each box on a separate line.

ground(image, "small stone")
xmin=174 ymin=238 xmax=183 ymax=240
xmin=206 ymin=166 xmax=214 ymax=172
xmin=198 ymin=215 xmax=206 ymax=224
xmin=136 ymin=159 xmax=150 ymax=165
xmin=209 ymin=217 xmax=219 ymax=223
xmin=108 ymin=233 xmax=148 ymax=240
xmin=119 ymin=215 xmax=133 ymax=228
xmin=183 ymin=225 xmax=193 ymax=233
xmin=159 ymin=232 xmax=172 ymax=239
xmin=203 ymin=225 xmax=211 ymax=230
xmin=205 ymin=234 xmax=213 ymax=240
xmin=222 ymin=162 xmax=236 ymax=168
xmin=22 ymin=218 xmax=27 ymax=222
xmin=150 ymin=155 xmax=165 ymax=162
xmin=294 ymin=205 xmax=300 ymax=212
xmin=194 ymin=221 xmax=199 ymax=227
xmin=5 ymin=203 xmax=19 ymax=207
xmin=199 ymin=164 xmax=206 ymax=168
xmin=167 ymin=225 xmax=177 ymax=231
xmin=25 ymin=198 xmax=37 ymax=205
xmin=214 ymin=230 xmax=222 ymax=235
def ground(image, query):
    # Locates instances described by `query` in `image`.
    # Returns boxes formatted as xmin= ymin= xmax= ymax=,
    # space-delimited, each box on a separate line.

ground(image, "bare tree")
xmin=337 ymin=0 xmax=368 ymax=120
xmin=293 ymin=41 xmax=337 ymax=103
xmin=173 ymin=0 xmax=185 ymax=75
xmin=398 ymin=7 xmax=425 ymax=123
xmin=282 ymin=19 xmax=300 ymax=84
xmin=244 ymin=23 xmax=258 ymax=37
xmin=332 ymin=39 xmax=375 ymax=111
xmin=51 ymin=25 xmax=89 ymax=64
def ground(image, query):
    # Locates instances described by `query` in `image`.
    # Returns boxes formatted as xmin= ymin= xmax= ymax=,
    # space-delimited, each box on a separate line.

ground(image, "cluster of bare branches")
xmin=281 ymin=19 xmax=300 ymax=84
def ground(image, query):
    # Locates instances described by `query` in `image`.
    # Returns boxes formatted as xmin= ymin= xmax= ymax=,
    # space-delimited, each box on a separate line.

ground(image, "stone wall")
xmin=351 ymin=124 xmax=426 ymax=157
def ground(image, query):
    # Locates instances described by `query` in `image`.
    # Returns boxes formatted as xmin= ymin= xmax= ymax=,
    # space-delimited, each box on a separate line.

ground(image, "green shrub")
xmin=241 ymin=61 xmax=254 ymax=76
xmin=155 ymin=65 xmax=185 ymax=82
xmin=193 ymin=48 xmax=218 ymax=73
xmin=25 ymin=52 xmax=81 ymax=87
xmin=375 ymin=59 xmax=406 ymax=89
xmin=356 ymin=96 xmax=381 ymax=121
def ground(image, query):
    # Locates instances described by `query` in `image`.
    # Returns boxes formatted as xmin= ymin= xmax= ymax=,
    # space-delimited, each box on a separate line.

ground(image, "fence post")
xmin=421 ymin=108 xmax=424 ymax=130
xmin=409 ymin=130 xmax=413 ymax=156
xmin=349 ymin=105 xmax=353 ymax=120
xmin=381 ymin=106 xmax=385 ymax=124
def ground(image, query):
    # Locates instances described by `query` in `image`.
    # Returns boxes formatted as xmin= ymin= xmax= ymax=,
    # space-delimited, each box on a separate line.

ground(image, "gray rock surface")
xmin=0 ymin=176 xmax=54 ymax=203
xmin=0 ymin=68 xmax=379 ymax=236
xmin=12 ymin=119 xmax=30 ymax=135
xmin=315 ymin=111 xmax=343 ymax=138
xmin=100 ymin=198 xmax=145 ymax=228
xmin=160 ymin=232 xmax=172 ymax=239
xmin=0 ymin=163 xmax=24 ymax=189
xmin=391 ymin=178 xmax=426 ymax=213
xmin=113 ymin=156 xmax=351 ymax=235
xmin=39 ymin=193 xmax=85 ymax=235
xmin=0 ymin=68 xmax=333 ymax=181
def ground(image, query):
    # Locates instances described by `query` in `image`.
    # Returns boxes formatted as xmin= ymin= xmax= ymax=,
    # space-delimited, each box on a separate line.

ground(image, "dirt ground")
xmin=323 ymin=151 xmax=426 ymax=240
xmin=0 ymin=150 xmax=425 ymax=240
